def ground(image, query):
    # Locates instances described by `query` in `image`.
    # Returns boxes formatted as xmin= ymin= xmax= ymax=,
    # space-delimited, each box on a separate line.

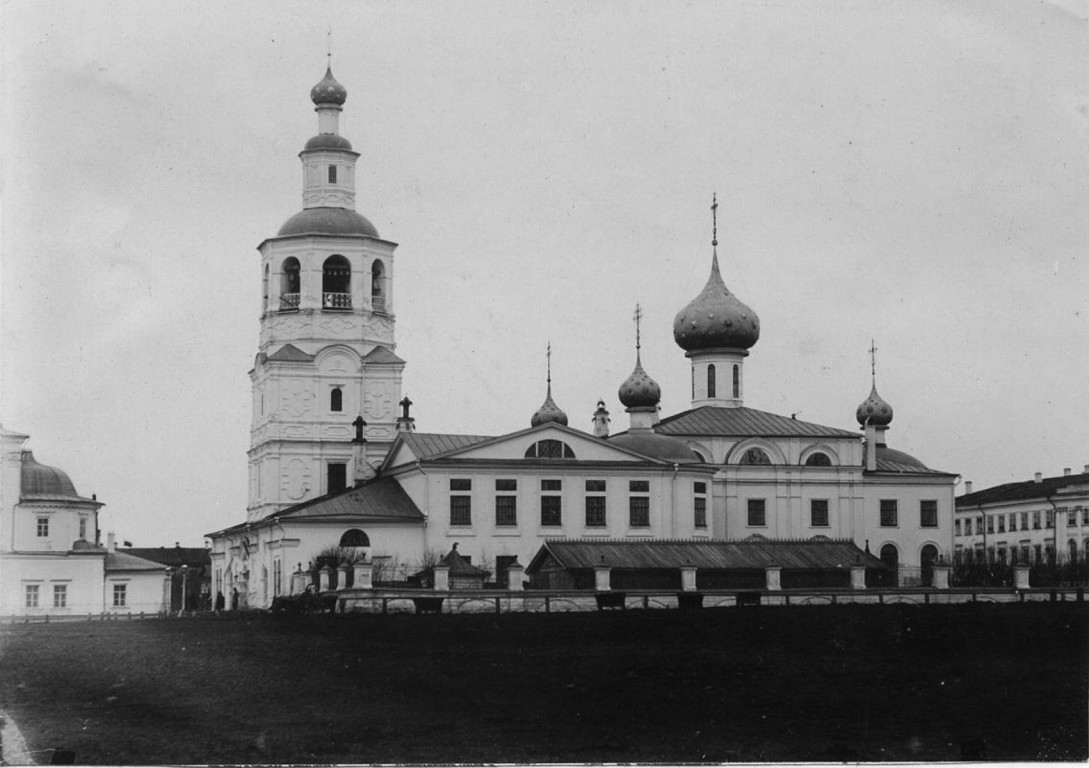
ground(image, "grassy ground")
xmin=1 ymin=602 xmax=1086 ymax=764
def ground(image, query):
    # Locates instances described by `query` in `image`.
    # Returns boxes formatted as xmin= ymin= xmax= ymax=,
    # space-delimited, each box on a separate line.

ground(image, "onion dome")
xmin=855 ymin=382 xmax=894 ymax=427
xmin=618 ymin=354 xmax=661 ymax=409
xmin=531 ymin=385 xmax=568 ymax=427
xmin=673 ymin=253 xmax=760 ymax=352
xmin=304 ymin=133 xmax=353 ymax=151
xmin=20 ymin=451 xmax=88 ymax=501
xmin=311 ymin=66 xmax=347 ymax=106
xmin=277 ymin=207 xmax=379 ymax=238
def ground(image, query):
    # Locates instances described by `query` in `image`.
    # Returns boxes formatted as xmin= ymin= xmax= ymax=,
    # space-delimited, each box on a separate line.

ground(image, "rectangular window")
xmin=921 ymin=500 xmax=938 ymax=527
xmin=327 ymin=462 xmax=347 ymax=494
xmin=1034 ymin=544 xmax=1043 ymax=563
xmin=273 ymin=559 xmax=282 ymax=597
xmin=880 ymin=499 xmax=898 ymax=527
xmin=541 ymin=495 xmax=562 ymax=527
xmin=955 ymin=519 xmax=961 ymax=536
xmin=986 ymin=515 xmax=994 ymax=533
xmin=585 ymin=496 xmax=606 ymax=527
xmin=495 ymin=495 xmax=517 ymax=526
xmin=976 ymin=517 xmax=984 ymax=535
xmin=810 ymin=499 xmax=829 ymax=528
xmin=629 ymin=480 xmax=650 ymax=493
xmin=25 ymin=584 xmax=39 ymax=608
xmin=53 ymin=584 xmax=67 ymax=608
xmin=1068 ymin=510 xmax=1078 ymax=526
xmin=629 ymin=496 xmax=650 ymax=527
xmin=1083 ymin=508 xmax=1089 ymax=525
xmin=694 ymin=497 xmax=707 ymax=529
xmin=541 ymin=479 xmax=562 ymax=492
xmin=496 ymin=479 xmax=517 ymax=492
xmin=79 ymin=517 xmax=88 ymax=540
xmin=1021 ymin=545 xmax=1031 ymax=564
xmin=585 ymin=479 xmax=606 ymax=493
xmin=113 ymin=584 xmax=127 ymax=607
xmin=1009 ymin=514 xmax=1017 ymax=532
xmin=328 ymin=164 xmax=337 ymax=183
xmin=694 ymin=481 xmax=707 ymax=494
xmin=1033 ymin=511 xmax=1041 ymax=530
xmin=747 ymin=498 xmax=766 ymax=527
xmin=36 ymin=517 xmax=49 ymax=537
xmin=997 ymin=514 xmax=1005 ymax=533
xmin=450 ymin=495 xmax=472 ymax=526
xmin=1022 ymin=512 xmax=1030 ymax=530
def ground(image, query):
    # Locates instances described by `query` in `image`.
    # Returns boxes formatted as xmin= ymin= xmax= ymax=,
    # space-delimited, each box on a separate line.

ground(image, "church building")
xmin=207 ymin=66 xmax=957 ymax=608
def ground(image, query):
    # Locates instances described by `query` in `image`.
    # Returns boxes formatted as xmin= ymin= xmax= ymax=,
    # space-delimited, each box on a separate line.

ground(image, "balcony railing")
xmin=372 ymin=296 xmax=387 ymax=313
xmin=322 ymin=292 xmax=352 ymax=310
xmin=279 ymin=293 xmax=300 ymax=311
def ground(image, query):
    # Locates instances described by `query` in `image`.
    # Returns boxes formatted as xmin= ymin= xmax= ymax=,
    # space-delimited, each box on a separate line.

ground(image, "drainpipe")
xmin=671 ymin=463 xmax=679 ymax=538
xmin=1046 ymin=491 xmax=1061 ymax=581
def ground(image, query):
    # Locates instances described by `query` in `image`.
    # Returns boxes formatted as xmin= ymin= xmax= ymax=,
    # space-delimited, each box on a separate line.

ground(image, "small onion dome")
xmin=304 ymin=133 xmax=353 ymax=151
xmin=855 ymin=382 xmax=894 ymax=426
xmin=673 ymin=254 xmax=760 ymax=352
xmin=531 ymin=386 xmax=568 ymax=427
xmin=311 ymin=66 xmax=347 ymax=106
xmin=618 ymin=355 xmax=661 ymax=409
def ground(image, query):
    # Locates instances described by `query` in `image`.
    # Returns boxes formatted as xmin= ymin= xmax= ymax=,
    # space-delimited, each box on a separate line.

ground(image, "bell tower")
xmin=246 ymin=64 xmax=405 ymax=522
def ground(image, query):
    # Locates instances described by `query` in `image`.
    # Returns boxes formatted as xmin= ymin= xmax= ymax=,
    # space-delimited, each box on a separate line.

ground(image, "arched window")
xmin=739 ymin=447 xmax=771 ymax=465
xmin=330 ymin=387 xmax=343 ymax=412
xmin=805 ymin=452 xmax=832 ymax=467
xmin=707 ymin=364 xmax=716 ymax=398
xmin=880 ymin=543 xmax=899 ymax=573
xmin=280 ymin=258 xmax=300 ymax=310
xmin=339 ymin=529 xmax=370 ymax=547
xmin=371 ymin=260 xmax=386 ymax=312
xmin=1069 ymin=539 xmax=1078 ymax=564
xmin=733 ymin=365 xmax=739 ymax=399
xmin=323 ymin=255 xmax=352 ymax=309
xmin=920 ymin=544 xmax=939 ymax=586
xmin=524 ymin=439 xmax=575 ymax=459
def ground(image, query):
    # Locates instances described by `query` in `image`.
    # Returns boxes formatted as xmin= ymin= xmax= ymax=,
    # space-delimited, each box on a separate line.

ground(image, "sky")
xmin=2 ymin=0 xmax=1087 ymax=548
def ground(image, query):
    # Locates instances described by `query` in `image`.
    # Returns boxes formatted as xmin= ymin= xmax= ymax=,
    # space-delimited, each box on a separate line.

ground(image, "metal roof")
xmin=874 ymin=446 xmax=932 ymax=473
xmin=399 ymin=433 xmax=495 ymax=461
xmin=120 ymin=547 xmax=211 ymax=569
xmin=656 ymin=406 xmax=858 ymax=439
xmin=527 ymin=538 xmax=885 ymax=573
xmin=105 ymin=551 xmax=169 ymax=573
xmin=957 ymin=471 xmax=1089 ymax=507
xmin=277 ymin=207 xmax=379 ymax=239
xmin=266 ymin=344 xmax=315 ymax=363
xmin=275 ymin=476 xmax=424 ymax=523
xmin=363 ymin=346 xmax=405 ymax=365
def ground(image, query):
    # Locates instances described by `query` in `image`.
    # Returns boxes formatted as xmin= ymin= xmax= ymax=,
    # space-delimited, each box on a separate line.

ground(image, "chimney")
xmin=107 ymin=532 xmax=116 ymax=553
xmin=1034 ymin=472 xmax=1042 ymax=483
xmin=1084 ymin=464 xmax=1089 ymax=474
xmin=591 ymin=400 xmax=610 ymax=438
xmin=1064 ymin=467 xmax=1072 ymax=477
xmin=864 ymin=422 xmax=877 ymax=472
xmin=965 ymin=481 xmax=973 ymax=494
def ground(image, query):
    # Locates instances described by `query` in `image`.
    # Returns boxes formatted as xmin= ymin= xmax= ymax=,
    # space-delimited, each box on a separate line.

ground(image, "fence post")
xmin=594 ymin=566 xmax=612 ymax=592
xmin=432 ymin=565 xmax=450 ymax=592
xmin=850 ymin=565 xmax=867 ymax=590
xmin=1013 ymin=564 xmax=1030 ymax=590
xmin=764 ymin=566 xmax=781 ymax=592
xmin=506 ymin=562 xmax=524 ymax=592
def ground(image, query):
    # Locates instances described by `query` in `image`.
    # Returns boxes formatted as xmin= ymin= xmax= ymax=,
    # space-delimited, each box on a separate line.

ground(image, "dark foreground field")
xmin=1 ymin=603 xmax=1086 ymax=764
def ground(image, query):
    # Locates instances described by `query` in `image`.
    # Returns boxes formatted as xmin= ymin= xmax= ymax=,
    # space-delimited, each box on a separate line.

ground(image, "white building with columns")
xmin=207 ymin=66 xmax=957 ymax=608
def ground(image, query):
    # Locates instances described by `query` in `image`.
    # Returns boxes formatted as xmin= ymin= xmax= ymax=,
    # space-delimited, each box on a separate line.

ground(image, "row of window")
xmin=34 ymin=516 xmax=90 ymax=539
xmin=952 ymin=507 xmax=1089 ymax=537
xmin=744 ymin=498 xmax=938 ymax=528
xmin=448 ymin=479 xmax=709 ymax=530
xmin=24 ymin=583 xmax=127 ymax=608
xmin=265 ymin=256 xmax=386 ymax=312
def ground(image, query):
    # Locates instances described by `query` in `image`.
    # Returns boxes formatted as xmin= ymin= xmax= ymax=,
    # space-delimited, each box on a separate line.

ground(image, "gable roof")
xmin=274 ymin=476 xmax=424 ymax=523
xmin=957 ymin=471 xmax=1089 ymax=507
xmin=526 ymin=538 xmax=885 ymax=573
xmin=106 ymin=550 xmax=170 ymax=573
xmin=267 ymin=344 xmax=315 ymax=363
xmin=120 ymin=547 xmax=211 ymax=569
xmin=656 ymin=406 xmax=858 ymax=440
xmin=363 ymin=346 xmax=405 ymax=365
xmin=397 ymin=433 xmax=496 ymax=461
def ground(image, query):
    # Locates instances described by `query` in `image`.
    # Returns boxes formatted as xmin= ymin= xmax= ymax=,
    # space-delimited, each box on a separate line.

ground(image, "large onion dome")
xmin=311 ymin=66 xmax=347 ymax=106
xmin=673 ymin=254 xmax=760 ymax=352
xmin=856 ymin=382 xmax=894 ymax=427
xmin=618 ymin=354 xmax=661 ymax=409
xmin=531 ymin=385 xmax=568 ymax=427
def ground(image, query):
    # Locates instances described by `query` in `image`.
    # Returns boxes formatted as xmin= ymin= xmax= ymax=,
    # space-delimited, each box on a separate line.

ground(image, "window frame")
xmin=629 ymin=496 xmax=650 ymax=528
xmin=112 ymin=583 xmax=127 ymax=607
xmin=495 ymin=494 xmax=517 ymax=527
xmin=53 ymin=583 xmax=67 ymax=608
xmin=747 ymin=498 xmax=766 ymax=527
xmin=920 ymin=500 xmax=938 ymax=528
xmin=879 ymin=499 xmax=898 ymax=528
xmin=36 ymin=516 xmax=49 ymax=538
xmin=694 ymin=496 xmax=707 ymax=529
xmin=25 ymin=584 xmax=39 ymax=608
xmin=810 ymin=498 xmax=830 ymax=528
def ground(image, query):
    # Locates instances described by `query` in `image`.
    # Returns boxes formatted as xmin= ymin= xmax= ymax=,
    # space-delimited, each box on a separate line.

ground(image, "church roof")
xmin=527 ymin=538 xmax=885 ymax=573
xmin=272 ymin=476 xmax=424 ymax=523
xmin=656 ymin=406 xmax=857 ymax=439
xmin=398 ymin=433 xmax=495 ymax=461
xmin=267 ymin=344 xmax=315 ymax=362
xmin=956 ymin=471 xmax=1089 ymax=507
xmin=363 ymin=346 xmax=405 ymax=364
xmin=277 ymin=207 xmax=379 ymax=239
xmin=874 ymin=445 xmax=933 ymax=474
xmin=20 ymin=451 xmax=99 ymax=504
xmin=607 ymin=432 xmax=701 ymax=464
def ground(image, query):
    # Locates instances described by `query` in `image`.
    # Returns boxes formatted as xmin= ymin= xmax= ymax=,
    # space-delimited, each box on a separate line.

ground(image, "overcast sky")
xmin=2 ymin=0 xmax=1087 ymax=548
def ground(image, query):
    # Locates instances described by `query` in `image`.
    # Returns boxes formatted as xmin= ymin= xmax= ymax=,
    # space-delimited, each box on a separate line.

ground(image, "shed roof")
xmin=105 ymin=551 xmax=169 ymax=573
xmin=656 ymin=406 xmax=858 ymax=439
xmin=526 ymin=538 xmax=885 ymax=573
xmin=120 ymin=547 xmax=211 ymax=569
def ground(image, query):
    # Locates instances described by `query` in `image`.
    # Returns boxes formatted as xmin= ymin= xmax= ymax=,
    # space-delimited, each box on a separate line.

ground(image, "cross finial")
xmin=869 ymin=338 xmax=878 ymax=381
xmin=633 ymin=304 xmax=643 ymax=351
xmin=711 ymin=193 xmax=718 ymax=249
xmin=326 ymin=27 xmax=332 ymax=66
xmin=546 ymin=341 xmax=552 ymax=385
